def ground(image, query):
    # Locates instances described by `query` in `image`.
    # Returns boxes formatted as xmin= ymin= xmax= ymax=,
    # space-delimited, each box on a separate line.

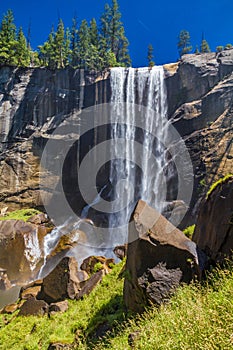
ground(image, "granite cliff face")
xmin=0 ymin=67 xmax=110 ymax=210
xmin=0 ymin=50 xmax=233 ymax=222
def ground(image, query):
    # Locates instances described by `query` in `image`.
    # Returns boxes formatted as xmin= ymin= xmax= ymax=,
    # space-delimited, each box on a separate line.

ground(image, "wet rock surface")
xmin=0 ymin=219 xmax=47 ymax=282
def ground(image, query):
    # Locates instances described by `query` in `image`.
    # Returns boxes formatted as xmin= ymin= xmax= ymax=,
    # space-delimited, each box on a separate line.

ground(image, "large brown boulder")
xmin=192 ymin=175 xmax=233 ymax=266
xmin=37 ymin=257 xmax=81 ymax=303
xmin=18 ymin=297 xmax=48 ymax=316
xmin=124 ymin=200 xmax=201 ymax=313
xmin=0 ymin=220 xmax=47 ymax=282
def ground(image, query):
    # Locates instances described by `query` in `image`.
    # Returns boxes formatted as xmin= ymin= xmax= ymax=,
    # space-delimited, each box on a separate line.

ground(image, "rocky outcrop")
xmin=192 ymin=175 xmax=233 ymax=267
xmin=124 ymin=200 xmax=202 ymax=313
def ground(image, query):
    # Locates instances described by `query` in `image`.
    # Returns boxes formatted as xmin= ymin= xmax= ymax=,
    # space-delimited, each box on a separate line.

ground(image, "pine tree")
xmin=194 ymin=45 xmax=200 ymax=54
xmin=100 ymin=0 xmax=131 ymax=67
xmin=78 ymin=19 xmax=90 ymax=69
xmin=38 ymin=28 xmax=55 ymax=67
xmin=15 ymin=27 xmax=30 ymax=66
xmin=89 ymin=18 xmax=98 ymax=47
xmin=177 ymin=30 xmax=192 ymax=57
xmin=0 ymin=10 xmax=17 ymax=65
xmin=147 ymin=44 xmax=155 ymax=67
xmin=70 ymin=15 xmax=79 ymax=67
xmin=200 ymin=39 xmax=210 ymax=53
xmin=38 ymin=20 xmax=70 ymax=69
xmin=53 ymin=19 xmax=70 ymax=68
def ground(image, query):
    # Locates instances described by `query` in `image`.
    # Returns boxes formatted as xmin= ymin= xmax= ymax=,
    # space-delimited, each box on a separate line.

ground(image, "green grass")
xmin=0 ymin=261 xmax=126 ymax=350
xmin=1 ymin=261 xmax=233 ymax=349
xmin=94 ymin=265 xmax=233 ymax=350
xmin=206 ymin=174 xmax=233 ymax=199
xmin=0 ymin=209 xmax=41 ymax=222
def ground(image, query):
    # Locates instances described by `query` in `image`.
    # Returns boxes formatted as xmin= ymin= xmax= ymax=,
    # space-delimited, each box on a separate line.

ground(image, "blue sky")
xmin=0 ymin=0 xmax=233 ymax=66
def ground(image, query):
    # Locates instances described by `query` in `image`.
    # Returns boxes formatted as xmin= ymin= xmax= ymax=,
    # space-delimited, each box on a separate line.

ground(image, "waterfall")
xmin=109 ymin=66 xmax=169 ymax=234
xmin=40 ymin=65 xmax=172 ymax=265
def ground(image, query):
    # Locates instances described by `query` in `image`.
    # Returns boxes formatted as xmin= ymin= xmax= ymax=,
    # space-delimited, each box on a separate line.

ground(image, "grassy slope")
xmin=0 ymin=209 xmax=41 ymax=222
xmin=1 ymin=262 xmax=233 ymax=350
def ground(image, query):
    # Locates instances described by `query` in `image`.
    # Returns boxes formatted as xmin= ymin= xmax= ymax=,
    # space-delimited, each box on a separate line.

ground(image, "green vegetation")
xmin=0 ymin=0 xmax=131 ymax=70
xmin=177 ymin=30 xmax=192 ymax=57
xmin=1 ymin=260 xmax=233 ymax=349
xmin=200 ymin=39 xmax=211 ymax=53
xmin=183 ymin=224 xmax=195 ymax=239
xmin=0 ymin=208 xmax=41 ymax=221
xmin=206 ymin=174 xmax=233 ymax=199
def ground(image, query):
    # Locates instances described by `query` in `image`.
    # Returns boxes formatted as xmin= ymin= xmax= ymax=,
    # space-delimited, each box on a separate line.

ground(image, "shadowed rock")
xmin=124 ymin=200 xmax=202 ymax=313
xmin=192 ymin=175 xmax=233 ymax=267
xmin=76 ymin=269 xmax=105 ymax=300
xmin=37 ymin=257 xmax=81 ymax=303
xmin=18 ymin=297 xmax=48 ymax=316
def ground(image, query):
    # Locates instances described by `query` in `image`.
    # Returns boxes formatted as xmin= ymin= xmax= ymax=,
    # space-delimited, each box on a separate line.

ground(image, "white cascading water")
xmin=109 ymin=66 xmax=169 ymax=233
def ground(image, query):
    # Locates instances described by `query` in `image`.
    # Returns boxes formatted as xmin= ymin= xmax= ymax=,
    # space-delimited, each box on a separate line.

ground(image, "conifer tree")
xmin=147 ymin=44 xmax=155 ymax=67
xmin=100 ymin=0 xmax=131 ymax=67
xmin=78 ymin=19 xmax=90 ymax=69
xmin=38 ymin=20 xmax=70 ymax=69
xmin=200 ymin=39 xmax=210 ymax=53
xmin=53 ymin=19 xmax=70 ymax=68
xmin=70 ymin=15 xmax=79 ymax=67
xmin=15 ymin=27 xmax=30 ymax=66
xmin=0 ymin=10 xmax=17 ymax=65
xmin=177 ymin=30 xmax=192 ymax=57
xmin=38 ymin=28 xmax=55 ymax=67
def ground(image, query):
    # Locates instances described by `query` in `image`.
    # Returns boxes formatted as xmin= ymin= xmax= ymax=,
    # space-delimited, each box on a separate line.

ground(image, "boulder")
xmin=27 ymin=213 xmax=49 ymax=225
xmin=76 ymin=269 xmax=105 ymax=300
xmin=124 ymin=200 xmax=202 ymax=313
xmin=192 ymin=175 xmax=233 ymax=267
xmin=49 ymin=300 xmax=69 ymax=315
xmin=37 ymin=257 xmax=81 ymax=303
xmin=113 ymin=244 xmax=127 ymax=260
xmin=80 ymin=256 xmax=114 ymax=275
xmin=0 ymin=220 xmax=47 ymax=282
xmin=1 ymin=302 xmax=20 ymax=314
xmin=18 ymin=297 xmax=48 ymax=316
xmin=19 ymin=280 xmax=43 ymax=300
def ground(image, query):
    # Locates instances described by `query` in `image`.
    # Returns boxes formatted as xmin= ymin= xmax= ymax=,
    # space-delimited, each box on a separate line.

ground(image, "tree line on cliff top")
xmin=0 ymin=0 xmax=131 ymax=70
xmin=0 ymin=1 xmax=232 ymax=70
